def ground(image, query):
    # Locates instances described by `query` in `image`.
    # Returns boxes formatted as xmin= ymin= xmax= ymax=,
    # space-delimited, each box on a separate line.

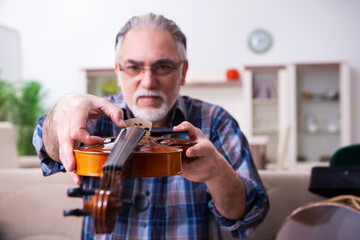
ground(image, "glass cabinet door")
xmin=296 ymin=64 xmax=341 ymax=164
xmin=245 ymin=66 xmax=286 ymax=169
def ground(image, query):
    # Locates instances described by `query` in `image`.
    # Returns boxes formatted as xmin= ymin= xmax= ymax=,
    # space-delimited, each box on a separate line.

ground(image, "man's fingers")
xmin=98 ymin=98 xmax=126 ymax=128
xmin=173 ymin=121 xmax=199 ymax=140
xmin=68 ymin=172 xmax=82 ymax=185
xmin=185 ymin=141 xmax=211 ymax=159
xmin=68 ymin=105 xmax=99 ymax=144
xmin=59 ymin=139 xmax=76 ymax=172
xmin=71 ymin=128 xmax=104 ymax=146
xmin=174 ymin=121 xmax=208 ymax=160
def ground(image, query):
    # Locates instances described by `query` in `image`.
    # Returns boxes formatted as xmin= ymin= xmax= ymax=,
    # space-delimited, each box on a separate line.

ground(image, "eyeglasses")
xmin=118 ymin=60 xmax=185 ymax=77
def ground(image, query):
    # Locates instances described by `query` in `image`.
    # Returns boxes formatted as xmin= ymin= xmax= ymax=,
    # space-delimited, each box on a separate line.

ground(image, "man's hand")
xmin=173 ymin=121 xmax=223 ymax=182
xmin=43 ymin=94 xmax=126 ymax=184
xmin=173 ymin=121 xmax=246 ymax=220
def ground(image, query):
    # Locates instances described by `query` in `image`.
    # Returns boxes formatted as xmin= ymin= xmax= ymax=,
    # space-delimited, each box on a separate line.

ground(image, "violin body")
xmin=74 ymin=136 xmax=194 ymax=178
xmin=73 ymin=145 xmax=108 ymax=177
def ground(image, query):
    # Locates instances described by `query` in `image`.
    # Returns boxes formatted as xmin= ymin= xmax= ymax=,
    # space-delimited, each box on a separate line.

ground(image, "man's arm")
xmin=204 ymin=154 xmax=247 ymax=220
xmin=41 ymin=93 xmax=126 ymax=183
xmin=173 ymin=121 xmax=246 ymax=220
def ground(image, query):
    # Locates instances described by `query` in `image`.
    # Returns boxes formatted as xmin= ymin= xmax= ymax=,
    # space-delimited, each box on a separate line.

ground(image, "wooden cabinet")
xmin=244 ymin=65 xmax=287 ymax=169
xmin=244 ymin=62 xmax=351 ymax=170
xmin=287 ymin=62 xmax=351 ymax=170
xmin=83 ymin=69 xmax=119 ymax=97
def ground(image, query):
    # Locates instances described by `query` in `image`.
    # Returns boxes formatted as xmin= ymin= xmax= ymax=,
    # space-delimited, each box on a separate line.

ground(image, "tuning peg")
xmin=67 ymin=187 xmax=95 ymax=197
xmin=63 ymin=208 xmax=89 ymax=217
xmin=121 ymin=193 xmax=149 ymax=212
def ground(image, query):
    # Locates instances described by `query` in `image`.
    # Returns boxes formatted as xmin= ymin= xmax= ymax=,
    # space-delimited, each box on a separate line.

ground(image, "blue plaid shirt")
xmin=33 ymin=94 xmax=269 ymax=239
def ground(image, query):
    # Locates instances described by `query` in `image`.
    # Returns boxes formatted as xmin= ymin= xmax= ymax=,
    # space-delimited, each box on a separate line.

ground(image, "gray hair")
xmin=115 ymin=13 xmax=187 ymax=62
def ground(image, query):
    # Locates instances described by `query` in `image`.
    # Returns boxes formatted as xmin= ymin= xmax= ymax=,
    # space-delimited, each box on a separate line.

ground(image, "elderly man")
xmin=33 ymin=13 xmax=269 ymax=239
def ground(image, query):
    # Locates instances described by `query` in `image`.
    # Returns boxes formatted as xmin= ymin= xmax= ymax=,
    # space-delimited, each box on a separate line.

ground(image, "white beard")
xmin=129 ymin=89 xmax=175 ymax=122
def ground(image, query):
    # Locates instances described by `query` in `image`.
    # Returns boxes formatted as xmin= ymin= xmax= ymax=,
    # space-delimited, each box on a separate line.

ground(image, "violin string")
xmin=110 ymin=162 xmax=116 ymax=190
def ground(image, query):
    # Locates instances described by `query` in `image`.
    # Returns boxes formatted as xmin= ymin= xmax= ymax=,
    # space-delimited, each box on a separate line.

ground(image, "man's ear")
xmin=114 ymin=62 xmax=119 ymax=75
xmin=114 ymin=62 xmax=122 ymax=87
xmin=180 ymin=60 xmax=189 ymax=86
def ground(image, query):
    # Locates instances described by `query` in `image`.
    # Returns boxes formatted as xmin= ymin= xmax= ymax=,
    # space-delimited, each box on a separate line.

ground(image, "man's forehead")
xmin=122 ymin=58 xmax=178 ymax=65
xmin=119 ymin=28 xmax=179 ymax=60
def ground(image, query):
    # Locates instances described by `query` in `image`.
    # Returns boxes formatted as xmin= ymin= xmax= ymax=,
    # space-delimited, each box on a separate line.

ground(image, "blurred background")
xmin=0 ymin=0 xmax=359 ymax=169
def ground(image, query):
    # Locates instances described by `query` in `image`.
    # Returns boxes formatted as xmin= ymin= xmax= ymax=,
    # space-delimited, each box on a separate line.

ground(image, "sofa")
xmin=0 ymin=168 xmax=82 ymax=240
xmin=0 ymin=168 xmax=326 ymax=240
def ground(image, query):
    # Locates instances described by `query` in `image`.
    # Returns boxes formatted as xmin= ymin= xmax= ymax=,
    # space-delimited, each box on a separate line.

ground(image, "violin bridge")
xmin=125 ymin=118 xmax=153 ymax=138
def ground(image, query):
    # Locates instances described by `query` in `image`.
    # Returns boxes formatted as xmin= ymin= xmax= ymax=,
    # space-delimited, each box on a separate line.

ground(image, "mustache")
xmin=133 ymin=89 xmax=167 ymax=102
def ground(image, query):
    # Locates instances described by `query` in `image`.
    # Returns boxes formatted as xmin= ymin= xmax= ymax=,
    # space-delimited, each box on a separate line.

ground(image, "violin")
xmin=73 ymin=135 xmax=193 ymax=178
xmin=64 ymin=118 xmax=195 ymax=234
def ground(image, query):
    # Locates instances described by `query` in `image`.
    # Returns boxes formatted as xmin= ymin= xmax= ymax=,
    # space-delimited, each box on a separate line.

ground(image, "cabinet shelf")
xmin=291 ymin=161 xmax=329 ymax=171
xmin=253 ymin=99 xmax=278 ymax=104
xmin=298 ymin=98 xmax=339 ymax=104
xmin=253 ymin=129 xmax=278 ymax=134
xmin=298 ymin=130 xmax=340 ymax=135
xmin=183 ymin=81 xmax=241 ymax=88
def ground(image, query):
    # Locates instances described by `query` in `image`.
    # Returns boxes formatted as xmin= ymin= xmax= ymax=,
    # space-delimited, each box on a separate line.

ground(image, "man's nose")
xmin=140 ymin=68 xmax=157 ymax=89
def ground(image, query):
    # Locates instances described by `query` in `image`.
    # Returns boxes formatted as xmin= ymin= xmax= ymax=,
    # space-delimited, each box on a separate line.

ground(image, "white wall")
xmin=0 ymin=0 xmax=359 ymax=142
xmin=0 ymin=24 xmax=21 ymax=82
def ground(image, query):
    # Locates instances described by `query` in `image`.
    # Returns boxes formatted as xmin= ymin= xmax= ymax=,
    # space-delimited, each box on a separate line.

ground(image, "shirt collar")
xmin=168 ymin=95 xmax=187 ymax=127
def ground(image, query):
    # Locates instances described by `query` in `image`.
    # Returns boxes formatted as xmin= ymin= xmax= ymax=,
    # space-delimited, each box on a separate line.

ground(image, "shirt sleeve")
xmin=32 ymin=114 xmax=66 ymax=176
xmin=208 ymin=109 xmax=269 ymax=238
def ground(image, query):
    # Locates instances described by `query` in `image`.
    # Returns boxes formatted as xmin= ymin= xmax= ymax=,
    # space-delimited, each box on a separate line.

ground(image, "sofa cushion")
xmin=0 ymin=122 xmax=18 ymax=168
xmin=0 ymin=169 xmax=82 ymax=240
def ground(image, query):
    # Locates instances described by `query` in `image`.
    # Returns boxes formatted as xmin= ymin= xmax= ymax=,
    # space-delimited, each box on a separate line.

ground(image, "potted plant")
xmin=0 ymin=80 xmax=45 ymax=155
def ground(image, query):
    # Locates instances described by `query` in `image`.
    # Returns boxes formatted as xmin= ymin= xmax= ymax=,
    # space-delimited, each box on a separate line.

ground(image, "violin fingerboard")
xmin=103 ymin=127 xmax=146 ymax=169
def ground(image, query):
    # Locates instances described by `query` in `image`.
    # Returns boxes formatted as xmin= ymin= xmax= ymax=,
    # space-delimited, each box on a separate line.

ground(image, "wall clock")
xmin=248 ymin=29 xmax=272 ymax=54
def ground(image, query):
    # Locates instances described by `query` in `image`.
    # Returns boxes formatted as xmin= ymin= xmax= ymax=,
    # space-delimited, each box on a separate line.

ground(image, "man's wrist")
xmin=42 ymin=112 xmax=60 ymax=162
